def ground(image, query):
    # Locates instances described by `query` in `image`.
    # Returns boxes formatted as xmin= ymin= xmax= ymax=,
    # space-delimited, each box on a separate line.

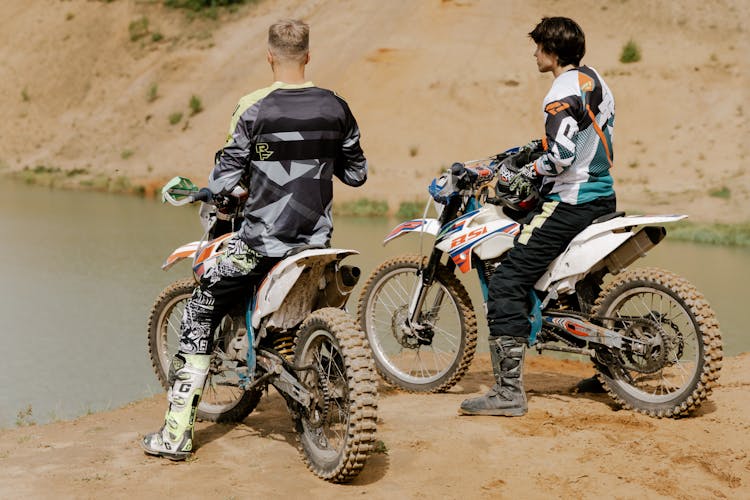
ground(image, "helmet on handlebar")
xmin=494 ymin=158 xmax=541 ymax=214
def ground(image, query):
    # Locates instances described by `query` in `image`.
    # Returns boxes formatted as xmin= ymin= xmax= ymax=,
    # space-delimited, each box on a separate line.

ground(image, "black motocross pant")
xmin=486 ymin=195 xmax=616 ymax=340
xmin=179 ymin=235 xmax=280 ymax=354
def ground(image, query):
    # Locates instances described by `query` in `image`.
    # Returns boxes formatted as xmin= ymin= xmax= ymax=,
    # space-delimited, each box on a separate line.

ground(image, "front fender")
xmin=383 ymin=219 xmax=441 ymax=245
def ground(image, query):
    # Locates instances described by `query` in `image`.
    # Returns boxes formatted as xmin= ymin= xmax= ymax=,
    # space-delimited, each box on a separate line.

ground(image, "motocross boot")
xmin=459 ymin=336 xmax=527 ymax=416
xmin=141 ymin=352 xmax=210 ymax=460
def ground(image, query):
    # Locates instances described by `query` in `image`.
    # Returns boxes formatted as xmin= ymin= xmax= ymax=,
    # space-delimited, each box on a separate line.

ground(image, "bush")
xmin=396 ymin=201 xmax=424 ymax=220
xmin=189 ymin=95 xmax=203 ymax=115
xmin=335 ymin=198 xmax=389 ymax=217
xmin=620 ymin=39 xmax=642 ymax=63
xmin=169 ymin=112 xmax=183 ymax=125
xmin=128 ymin=16 xmax=150 ymax=42
xmin=709 ymin=186 xmax=731 ymax=199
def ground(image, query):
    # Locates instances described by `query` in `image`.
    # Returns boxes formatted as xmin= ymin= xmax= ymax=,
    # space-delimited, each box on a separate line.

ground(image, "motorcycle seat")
xmin=592 ymin=211 xmax=625 ymax=224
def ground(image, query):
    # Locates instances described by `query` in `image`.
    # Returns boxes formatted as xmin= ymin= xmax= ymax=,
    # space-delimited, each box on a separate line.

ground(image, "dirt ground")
xmin=1 ymin=0 xmax=748 ymax=222
xmin=1 ymin=353 xmax=748 ymax=498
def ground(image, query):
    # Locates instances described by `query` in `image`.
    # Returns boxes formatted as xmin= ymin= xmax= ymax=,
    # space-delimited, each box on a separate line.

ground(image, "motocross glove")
xmin=451 ymin=162 xmax=478 ymax=189
xmin=522 ymin=139 xmax=543 ymax=153
xmin=509 ymin=163 xmax=538 ymax=198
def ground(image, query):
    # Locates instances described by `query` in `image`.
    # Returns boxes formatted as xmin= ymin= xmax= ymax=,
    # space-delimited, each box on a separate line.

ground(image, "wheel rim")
xmin=298 ymin=328 xmax=350 ymax=459
xmin=365 ymin=266 xmax=463 ymax=385
xmin=602 ymin=286 xmax=702 ymax=403
xmin=156 ymin=290 xmax=247 ymax=414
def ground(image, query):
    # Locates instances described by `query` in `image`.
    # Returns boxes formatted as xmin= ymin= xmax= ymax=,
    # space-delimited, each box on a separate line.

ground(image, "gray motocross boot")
xmin=141 ymin=353 xmax=210 ymax=460
xmin=459 ymin=336 xmax=527 ymax=416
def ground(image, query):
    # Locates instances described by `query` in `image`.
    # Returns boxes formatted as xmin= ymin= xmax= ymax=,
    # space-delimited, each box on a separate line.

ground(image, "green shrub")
xmin=189 ymin=94 xmax=203 ymax=115
xmin=169 ymin=112 xmax=183 ymax=125
xmin=669 ymin=221 xmax=750 ymax=246
xmin=708 ymin=186 xmax=730 ymax=199
xmin=128 ymin=16 xmax=150 ymax=42
xmin=147 ymin=83 xmax=159 ymax=102
xmin=335 ymin=198 xmax=389 ymax=217
xmin=620 ymin=40 xmax=641 ymax=63
xmin=396 ymin=201 xmax=424 ymax=220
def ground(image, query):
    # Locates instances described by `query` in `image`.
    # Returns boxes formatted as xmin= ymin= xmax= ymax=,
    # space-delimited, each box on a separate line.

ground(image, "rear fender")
xmin=252 ymin=248 xmax=358 ymax=330
xmin=536 ymin=214 xmax=686 ymax=292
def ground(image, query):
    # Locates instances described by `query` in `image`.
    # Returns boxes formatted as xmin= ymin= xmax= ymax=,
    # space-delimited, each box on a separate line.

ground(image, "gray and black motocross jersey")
xmin=208 ymin=81 xmax=367 ymax=257
xmin=532 ymin=66 xmax=615 ymax=205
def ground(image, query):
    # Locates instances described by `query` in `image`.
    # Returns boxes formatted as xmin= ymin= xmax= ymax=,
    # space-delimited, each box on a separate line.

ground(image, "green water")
xmin=0 ymin=180 xmax=746 ymax=428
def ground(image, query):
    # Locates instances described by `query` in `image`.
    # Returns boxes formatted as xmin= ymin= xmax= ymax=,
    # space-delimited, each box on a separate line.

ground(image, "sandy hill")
xmin=1 ymin=0 xmax=748 ymax=222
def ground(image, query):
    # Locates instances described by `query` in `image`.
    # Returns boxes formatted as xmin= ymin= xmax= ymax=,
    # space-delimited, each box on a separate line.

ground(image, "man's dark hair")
xmin=529 ymin=17 xmax=586 ymax=67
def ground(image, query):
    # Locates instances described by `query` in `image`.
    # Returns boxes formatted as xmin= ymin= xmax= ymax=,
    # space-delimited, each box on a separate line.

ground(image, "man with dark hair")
xmin=460 ymin=17 xmax=616 ymax=417
xmin=141 ymin=18 xmax=368 ymax=459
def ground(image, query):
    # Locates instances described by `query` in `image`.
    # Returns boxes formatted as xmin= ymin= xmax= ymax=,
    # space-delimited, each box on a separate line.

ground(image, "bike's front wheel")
xmin=294 ymin=308 xmax=378 ymax=483
xmin=357 ymin=255 xmax=477 ymax=392
xmin=593 ymin=267 xmax=722 ymax=418
xmin=147 ymin=278 xmax=261 ymax=423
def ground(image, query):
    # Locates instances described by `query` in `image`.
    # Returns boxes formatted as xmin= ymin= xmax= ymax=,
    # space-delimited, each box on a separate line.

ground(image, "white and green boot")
xmin=141 ymin=353 xmax=210 ymax=460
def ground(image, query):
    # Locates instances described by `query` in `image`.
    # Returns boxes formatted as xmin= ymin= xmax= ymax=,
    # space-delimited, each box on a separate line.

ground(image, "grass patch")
xmin=16 ymin=405 xmax=35 ymax=427
xmin=147 ymin=83 xmax=159 ymax=102
xmin=128 ymin=16 xmax=150 ymax=42
xmin=334 ymin=198 xmax=389 ymax=217
xmin=121 ymin=149 xmax=134 ymax=160
xmin=189 ymin=94 xmax=203 ymax=115
xmin=708 ymin=186 xmax=731 ymax=199
xmin=169 ymin=112 xmax=183 ymax=125
xmin=397 ymin=201 xmax=424 ymax=220
xmin=620 ymin=39 xmax=641 ymax=63
xmin=668 ymin=220 xmax=750 ymax=247
xmin=21 ymin=87 xmax=30 ymax=102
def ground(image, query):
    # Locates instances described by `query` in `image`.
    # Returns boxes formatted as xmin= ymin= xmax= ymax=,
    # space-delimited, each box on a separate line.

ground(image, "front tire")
xmin=357 ymin=255 xmax=477 ymax=392
xmin=592 ymin=268 xmax=722 ymax=418
xmin=294 ymin=308 xmax=378 ymax=483
xmin=147 ymin=277 xmax=261 ymax=423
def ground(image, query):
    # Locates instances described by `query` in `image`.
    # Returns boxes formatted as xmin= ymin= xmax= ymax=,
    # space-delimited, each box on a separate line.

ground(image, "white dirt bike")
xmin=148 ymin=177 xmax=378 ymax=482
xmin=358 ymin=146 xmax=722 ymax=418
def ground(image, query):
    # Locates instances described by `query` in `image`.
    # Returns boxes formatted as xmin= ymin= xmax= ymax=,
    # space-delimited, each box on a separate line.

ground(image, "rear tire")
xmin=593 ymin=267 xmax=722 ymax=418
xmin=294 ymin=308 xmax=378 ymax=483
xmin=147 ymin=277 xmax=261 ymax=423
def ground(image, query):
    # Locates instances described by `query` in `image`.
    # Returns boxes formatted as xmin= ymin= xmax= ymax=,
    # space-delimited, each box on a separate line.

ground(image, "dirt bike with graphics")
xmin=358 ymin=145 xmax=722 ymax=418
xmin=147 ymin=177 xmax=378 ymax=482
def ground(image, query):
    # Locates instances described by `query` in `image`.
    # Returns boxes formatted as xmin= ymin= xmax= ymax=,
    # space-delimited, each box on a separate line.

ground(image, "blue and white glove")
xmin=509 ymin=164 xmax=538 ymax=197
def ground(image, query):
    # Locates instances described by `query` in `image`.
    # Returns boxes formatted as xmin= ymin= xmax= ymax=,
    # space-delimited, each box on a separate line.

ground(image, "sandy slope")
xmin=1 ymin=0 xmax=748 ymax=221
xmin=0 ymin=353 xmax=748 ymax=498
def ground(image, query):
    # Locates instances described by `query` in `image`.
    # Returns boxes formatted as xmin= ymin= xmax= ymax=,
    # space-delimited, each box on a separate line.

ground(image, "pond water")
xmin=0 ymin=180 xmax=746 ymax=428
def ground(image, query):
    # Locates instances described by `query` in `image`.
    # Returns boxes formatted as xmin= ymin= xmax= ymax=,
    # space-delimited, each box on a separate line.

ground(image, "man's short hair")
xmin=529 ymin=17 xmax=585 ymax=67
xmin=268 ymin=19 xmax=309 ymax=63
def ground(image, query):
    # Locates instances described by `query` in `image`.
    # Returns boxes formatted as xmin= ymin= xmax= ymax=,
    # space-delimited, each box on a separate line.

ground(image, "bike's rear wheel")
xmin=358 ymin=255 xmax=477 ymax=392
xmin=593 ymin=267 xmax=722 ymax=417
xmin=294 ymin=308 xmax=378 ymax=483
xmin=147 ymin=277 xmax=261 ymax=423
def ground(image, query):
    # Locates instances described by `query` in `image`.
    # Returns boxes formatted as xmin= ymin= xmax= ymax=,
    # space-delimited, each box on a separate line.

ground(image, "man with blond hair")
xmin=142 ymin=18 xmax=368 ymax=460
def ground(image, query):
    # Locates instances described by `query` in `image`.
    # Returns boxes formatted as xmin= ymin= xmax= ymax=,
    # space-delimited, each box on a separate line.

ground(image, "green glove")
xmin=509 ymin=164 xmax=538 ymax=197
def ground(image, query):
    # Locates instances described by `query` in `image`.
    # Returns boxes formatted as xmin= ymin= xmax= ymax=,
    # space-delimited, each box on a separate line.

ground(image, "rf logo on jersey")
xmin=255 ymin=143 xmax=274 ymax=160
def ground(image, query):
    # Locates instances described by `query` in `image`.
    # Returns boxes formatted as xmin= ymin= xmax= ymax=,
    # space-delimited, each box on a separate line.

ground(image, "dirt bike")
xmin=357 ymin=146 xmax=722 ymax=418
xmin=148 ymin=177 xmax=378 ymax=482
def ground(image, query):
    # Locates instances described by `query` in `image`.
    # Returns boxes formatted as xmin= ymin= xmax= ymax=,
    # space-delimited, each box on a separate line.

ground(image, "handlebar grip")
xmin=193 ymin=188 xmax=213 ymax=203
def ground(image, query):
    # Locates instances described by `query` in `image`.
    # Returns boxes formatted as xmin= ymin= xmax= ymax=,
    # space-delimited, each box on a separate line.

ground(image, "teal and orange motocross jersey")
xmin=532 ymin=65 xmax=615 ymax=205
xmin=207 ymin=81 xmax=368 ymax=257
